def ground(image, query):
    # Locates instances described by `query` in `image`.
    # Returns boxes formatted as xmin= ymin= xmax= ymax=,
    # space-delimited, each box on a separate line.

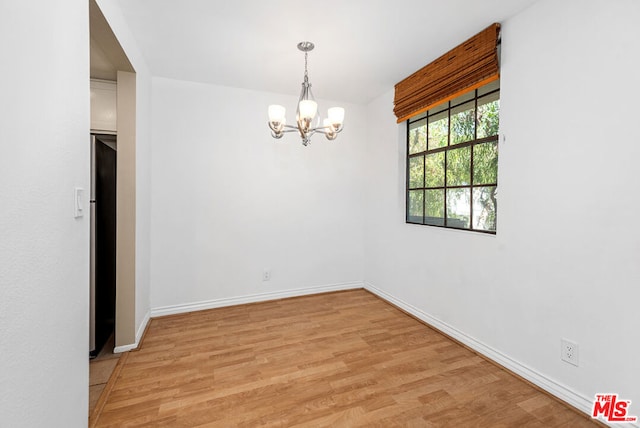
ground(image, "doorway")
xmin=90 ymin=0 xmax=137 ymax=353
xmin=90 ymin=134 xmax=117 ymax=358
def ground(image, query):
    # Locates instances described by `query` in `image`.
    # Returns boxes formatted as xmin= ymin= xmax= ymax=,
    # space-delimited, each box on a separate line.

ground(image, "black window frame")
xmin=405 ymin=82 xmax=500 ymax=234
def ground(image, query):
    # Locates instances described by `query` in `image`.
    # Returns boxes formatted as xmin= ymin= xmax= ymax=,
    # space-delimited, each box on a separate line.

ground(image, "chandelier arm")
xmin=299 ymin=80 xmax=311 ymax=103
xmin=267 ymin=124 xmax=300 ymax=135
xmin=280 ymin=127 xmax=299 ymax=133
xmin=310 ymin=125 xmax=343 ymax=133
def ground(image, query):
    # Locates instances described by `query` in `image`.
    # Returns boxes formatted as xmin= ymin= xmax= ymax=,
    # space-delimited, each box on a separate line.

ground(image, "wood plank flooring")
xmin=93 ymin=290 xmax=600 ymax=427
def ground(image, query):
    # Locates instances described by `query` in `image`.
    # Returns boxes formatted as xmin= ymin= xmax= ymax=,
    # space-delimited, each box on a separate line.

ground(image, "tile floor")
xmin=89 ymin=335 xmax=120 ymax=414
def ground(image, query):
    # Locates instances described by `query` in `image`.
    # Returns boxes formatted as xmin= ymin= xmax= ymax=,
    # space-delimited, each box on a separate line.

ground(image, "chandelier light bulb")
xmin=327 ymin=107 xmax=345 ymax=127
xmin=268 ymin=104 xmax=286 ymax=135
xmin=298 ymin=100 xmax=318 ymax=121
xmin=268 ymin=105 xmax=286 ymax=123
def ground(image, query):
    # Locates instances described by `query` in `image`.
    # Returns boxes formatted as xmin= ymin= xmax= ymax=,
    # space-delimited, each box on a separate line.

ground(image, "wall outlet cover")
xmin=561 ymin=338 xmax=579 ymax=366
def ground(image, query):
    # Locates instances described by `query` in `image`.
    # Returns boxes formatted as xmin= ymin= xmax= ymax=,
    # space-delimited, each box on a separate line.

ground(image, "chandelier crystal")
xmin=268 ymin=41 xmax=345 ymax=146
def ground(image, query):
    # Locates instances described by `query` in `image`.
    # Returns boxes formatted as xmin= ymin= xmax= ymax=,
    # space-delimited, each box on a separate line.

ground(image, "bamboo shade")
xmin=394 ymin=23 xmax=501 ymax=123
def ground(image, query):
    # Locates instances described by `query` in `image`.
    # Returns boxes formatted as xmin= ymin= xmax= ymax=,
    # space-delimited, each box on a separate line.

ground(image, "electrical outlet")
xmin=262 ymin=269 xmax=271 ymax=282
xmin=561 ymin=339 xmax=579 ymax=366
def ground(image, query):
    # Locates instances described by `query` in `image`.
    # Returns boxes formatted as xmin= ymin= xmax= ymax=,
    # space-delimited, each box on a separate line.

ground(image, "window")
xmin=406 ymin=79 xmax=499 ymax=233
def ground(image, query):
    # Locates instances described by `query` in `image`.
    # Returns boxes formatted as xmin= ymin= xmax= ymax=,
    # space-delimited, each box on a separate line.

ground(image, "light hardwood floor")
xmin=92 ymin=290 xmax=601 ymax=427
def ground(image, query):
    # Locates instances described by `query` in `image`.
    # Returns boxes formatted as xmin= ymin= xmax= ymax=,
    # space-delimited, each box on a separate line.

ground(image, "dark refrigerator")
xmin=90 ymin=134 xmax=117 ymax=357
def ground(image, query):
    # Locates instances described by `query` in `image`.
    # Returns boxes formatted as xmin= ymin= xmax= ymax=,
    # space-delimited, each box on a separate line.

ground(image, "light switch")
xmin=74 ymin=187 xmax=84 ymax=218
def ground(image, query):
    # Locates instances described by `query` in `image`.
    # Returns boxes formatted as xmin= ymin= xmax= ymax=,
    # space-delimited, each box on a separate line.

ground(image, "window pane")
xmin=450 ymin=89 xmax=475 ymax=107
xmin=408 ymin=119 xmax=427 ymax=154
xmin=425 ymin=152 xmax=444 ymax=188
xmin=473 ymin=186 xmax=497 ymax=231
xmin=446 ymin=188 xmax=470 ymax=229
xmin=407 ymin=190 xmax=424 ymax=223
xmin=428 ymin=110 xmax=448 ymax=149
xmin=477 ymin=92 xmax=499 ymax=138
xmin=425 ymin=189 xmax=444 ymax=226
xmin=409 ymin=111 xmax=427 ymax=121
xmin=408 ymin=156 xmax=424 ymax=189
xmin=450 ymin=101 xmax=475 ymax=144
xmin=473 ymin=142 xmax=498 ymax=185
xmin=478 ymin=78 xmax=500 ymax=96
xmin=429 ymin=99 xmax=449 ymax=116
xmin=446 ymin=146 xmax=470 ymax=186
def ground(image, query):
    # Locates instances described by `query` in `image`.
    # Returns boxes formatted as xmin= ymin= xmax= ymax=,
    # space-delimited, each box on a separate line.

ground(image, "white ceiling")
xmin=91 ymin=0 xmax=134 ymax=80
xmin=113 ymin=0 xmax=539 ymax=104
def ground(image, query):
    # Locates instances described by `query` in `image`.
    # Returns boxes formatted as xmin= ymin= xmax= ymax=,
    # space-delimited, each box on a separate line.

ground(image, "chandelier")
xmin=268 ymin=41 xmax=345 ymax=146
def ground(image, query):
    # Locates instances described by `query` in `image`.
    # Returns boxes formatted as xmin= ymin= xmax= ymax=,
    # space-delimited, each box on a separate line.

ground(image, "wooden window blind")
xmin=394 ymin=23 xmax=501 ymax=123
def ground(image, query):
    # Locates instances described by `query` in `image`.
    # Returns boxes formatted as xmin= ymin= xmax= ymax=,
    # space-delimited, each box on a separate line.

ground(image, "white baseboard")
xmin=113 ymin=343 xmax=136 ymax=353
xmin=113 ymin=310 xmax=150 ymax=354
xmin=150 ymin=281 xmax=364 ymax=318
xmin=363 ymin=281 xmax=628 ymax=426
xmin=135 ymin=310 xmax=151 ymax=345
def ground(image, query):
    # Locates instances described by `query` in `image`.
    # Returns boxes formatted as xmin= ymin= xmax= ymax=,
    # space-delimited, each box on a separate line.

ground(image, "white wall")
xmin=150 ymin=77 xmax=365 ymax=312
xmin=365 ymin=0 xmax=640 ymax=417
xmin=135 ymin=70 xmax=152 ymax=339
xmin=96 ymin=0 xmax=153 ymax=345
xmin=0 ymin=1 xmax=89 ymax=426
